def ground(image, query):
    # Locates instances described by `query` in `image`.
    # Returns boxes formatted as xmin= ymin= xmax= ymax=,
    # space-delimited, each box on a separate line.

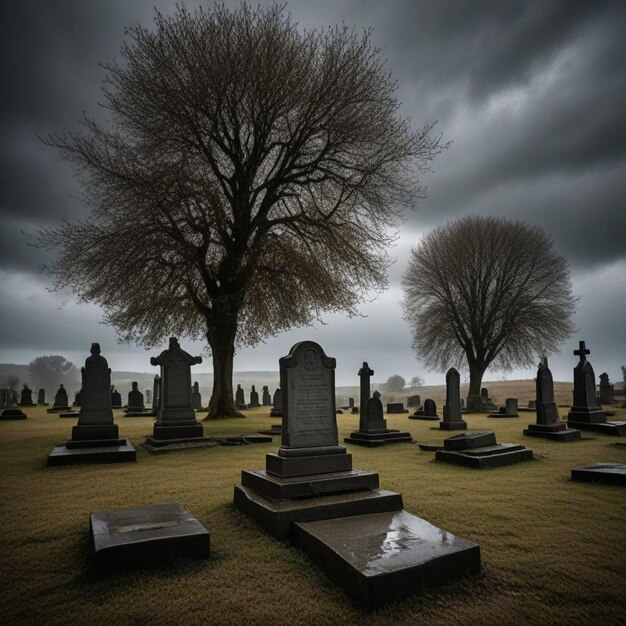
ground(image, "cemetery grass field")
xmin=1 ymin=400 xmax=625 ymax=625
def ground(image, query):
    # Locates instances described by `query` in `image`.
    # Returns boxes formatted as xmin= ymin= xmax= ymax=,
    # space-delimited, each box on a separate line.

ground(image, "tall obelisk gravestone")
xmin=47 ymin=343 xmax=136 ymax=465
xmin=567 ymin=341 xmax=626 ymax=435
xmin=523 ymin=358 xmax=580 ymax=441
xmin=440 ymin=367 xmax=467 ymax=430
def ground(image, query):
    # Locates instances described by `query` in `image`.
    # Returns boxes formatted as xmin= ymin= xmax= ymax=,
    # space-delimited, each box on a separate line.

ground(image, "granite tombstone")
xmin=262 ymin=386 xmax=272 ymax=406
xmin=19 ymin=384 xmax=34 ymax=406
xmin=440 ymin=368 xmax=467 ymax=430
xmin=270 ymin=387 xmax=282 ymax=417
xmin=191 ymin=382 xmax=202 ymax=410
xmin=249 ymin=385 xmax=260 ymax=408
xmin=598 ymin=373 xmax=614 ymax=405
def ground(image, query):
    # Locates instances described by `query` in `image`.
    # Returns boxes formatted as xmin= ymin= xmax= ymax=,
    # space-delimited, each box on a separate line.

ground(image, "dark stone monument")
xmin=47 ymin=384 xmax=70 ymax=413
xmin=110 ymin=386 xmax=122 ymax=408
xmin=567 ymin=341 xmax=626 ymax=435
xmin=407 ymin=395 xmax=421 ymax=408
xmin=440 ymin=368 xmax=467 ymax=431
xmin=235 ymin=340 xmax=481 ymax=610
xmin=73 ymin=389 xmax=82 ymax=407
xmin=249 ymin=385 xmax=260 ymax=408
xmin=191 ymin=381 xmax=202 ymax=410
xmin=435 ymin=431 xmax=533 ymax=469
xmin=386 ymin=402 xmax=408 ymax=414
xmin=344 ymin=362 xmax=412 ymax=447
xmin=124 ymin=381 xmax=148 ymax=416
xmin=19 ymin=384 xmax=34 ymax=406
xmin=142 ymin=338 xmax=214 ymax=453
xmin=1 ymin=387 xmax=26 ymax=419
xmin=151 ymin=375 xmax=161 ymax=416
xmin=466 ymin=393 xmax=483 ymax=413
xmin=410 ymin=398 xmax=439 ymax=420
xmin=90 ymin=502 xmax=211 ymax=570
xmin=270 ymin=387 xmax=282 ymax=417
xmin=37 ymin=388 xmax=48 ymax=406
xmin=145 ymin=389 xmax=151 ymax=404
xmin=262 ymin=386 xmax=272 ymax=406
xmin=235 ymin=384 xmax=247 ymax=410
xmin=488 ymin=397 xmax=519 ymax=418
xmin=481 ymin=387 xmax=497 ymax=411
xmin=524 ymin=359 xmax=580 ymax=441
xmin=47 ymin=344 xmax=136 ymax=466
xmin=0 ymin=388 xmax=11 ymax=409
xmin=598 ymin=373 xmax=614 ymax=405
xmin=571 ymin=463 xmax=626 ymax=486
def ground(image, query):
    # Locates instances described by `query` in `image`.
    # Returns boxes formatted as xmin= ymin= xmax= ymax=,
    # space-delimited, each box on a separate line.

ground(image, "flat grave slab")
xmin=0 ymin=409 xmax=27 ymax=420
xmin=436 ymin=444 xmax=533 ymax=469
xmin=47 ymin=441 xmax=136 ymax=466
xmin=141 ymin=439 xmax=219 ymax=454
xmin=523 ymin=424 xmax=581 ymax=441
xmin=566 ymin=420 xmax=626 ymax=436
xmin=90 ymin=502 xmax=210 ymax=570
xmin=344 ymin=430 xmax=412 ymax=447
xmin=292 ymin=509 xmax=480 ymax=611
xmin=571 ymin=463 xmax=626 ymax=486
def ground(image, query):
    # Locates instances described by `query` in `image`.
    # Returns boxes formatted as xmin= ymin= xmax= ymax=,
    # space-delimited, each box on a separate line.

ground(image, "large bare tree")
xmin=401 ymin=216 xmax=576 ymax=410
xmin=37 ymin=4 xmax=444 ymax=418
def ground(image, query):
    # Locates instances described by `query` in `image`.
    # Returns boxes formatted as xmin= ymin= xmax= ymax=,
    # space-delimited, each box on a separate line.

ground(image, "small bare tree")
xmin=36 ymin=4 xmax=444 ymax=418
xmin=401 ymin=216 xmax=576 ymax=410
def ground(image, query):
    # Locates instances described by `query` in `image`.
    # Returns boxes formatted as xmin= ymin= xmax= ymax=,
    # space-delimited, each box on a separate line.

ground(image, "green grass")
xmin=1 ymin=406 xmax=625 ymax=625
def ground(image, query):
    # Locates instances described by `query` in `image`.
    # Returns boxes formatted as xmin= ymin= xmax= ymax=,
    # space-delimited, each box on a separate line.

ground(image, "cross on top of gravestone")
xmin=574 ymin=341 xmax=590 ymax=361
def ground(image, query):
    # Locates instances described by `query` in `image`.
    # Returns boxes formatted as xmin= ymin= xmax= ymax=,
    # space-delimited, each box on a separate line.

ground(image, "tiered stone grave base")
xmin=1 ymin=408 xmax=27 ymax=420
xmin=566 ymin=414 xmax=626 ymax=436
xmin=435 ymin=431 xmax=533 ymax=469
xmin=488 ymin=410 xmax=519 ymax=418
xmin=523 ymin=422 xmax=581 ymax=441
xmin=344 ymin=428 xmax=412 ymax=447
xmin=571 ymin=463 xmax=626 ymax=486
xmin=90 ymin=502 xmax=210 ymax=570
xmin=234 ymin=446 xmax=480 ymax=609
xmin=439 ymin=419 xmax=467 ymax=431
xmin=409 ymin=412 xmax=439 ymax=421
xmin=141 ymin=420 xmax=218 ymax=454
xmin=258 ymin=424 xmax=282 ymax=436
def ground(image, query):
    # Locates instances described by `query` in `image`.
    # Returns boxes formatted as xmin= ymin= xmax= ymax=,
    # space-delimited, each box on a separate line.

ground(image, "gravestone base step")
xmin=518 ymin=407 xmax=537 ymax=412
xmin=241 ymin=468 xmax=379 ymax=500
xmin=124 ymin=409 xmax=149 ymax=416
xmin=344 ymin=430 xmax=412 ymax=447
xmin=142 ymin=436 xmax=218 ymax=455
xmin=487 ymin=413 xmax=519 ymax=418
xmin=90 ymin=502 xmax=210 ymax=570
xmin=59 ymin=412 xmax=79 ymax=418
xmin=418 ymin=443 xmax=443 ymax=451
xmin=270 ymin=410 xmax=282 ymax=417
xmin=0 ymin=409 xmax=27 ymax=420
xmin=292 ymin=510 xmax=481 ymax=611
xmin=66 ymin=438 xmax=126 ymax=449
xmin=566 ymin=420 xmax=626 ymax=436
xmin=436 ymin=444 xmax=533 ymax=469
xmin=523 ymin=424 xmax=581 ymax=441
xmin=409 ymin=414 xmax=440 ymax=420
xmin=234 ymin=484 xmax=403 ymax=539
xmin=265 ymin=451 xmax=352 ymax=477
xmin=571 ymin=463 xmax=626 ymax=486
xmin=47 ymin=407 xmax=70 ymax=413
xmin=439 ymin=421 xmax=467 ymax=431
xmin=47 ymin=441 xmax=136 ymax=466
xmin=152 ymin=422 xmax=205 ymax=440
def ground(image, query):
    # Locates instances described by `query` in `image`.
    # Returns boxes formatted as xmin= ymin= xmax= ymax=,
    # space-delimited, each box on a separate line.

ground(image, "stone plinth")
xmin=489 ymin=398 xmax=519 ymax=418
xmin=436 ymin=431 xmax=533 ymax=469
xmin=270 ymin=388 xmax=282 ymax=417
xmin=440 ymin=368 xmax=466 ymax=431
xmin=571 ymin=463 xmax=626 ymax=486
xmin=1 ymin=408 xmax=27 ymax=420
xmin=523 ymin=422 xmax=581 ymax=441
xmin=47 ymin=441 xmax=136 ymax=466
xmin=90 ymin=502 xmax=210 ymax=570
xmin=293 ymin=510 xmax=481 ymax=611
xmin=386 ymin=403 xmax=408 ymax=414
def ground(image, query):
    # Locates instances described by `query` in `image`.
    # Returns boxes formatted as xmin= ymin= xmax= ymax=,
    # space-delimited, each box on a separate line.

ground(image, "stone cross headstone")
xmin=249 ymin=385 xmax=260 ymax=407
xmin=191 ymin=381 xmax=202 ymax=409
xmin=424 ymin=399 xmax=437 ymax=418
xmin=148 ymin=337 xmax=204 ymax=441
xmin=128 ymin=381 xmax=144 ymax=409
xmin=536 ymin=358 xmax=559 ymax=424
xmin=20 ymin=384 xmax=34 ymax=406
xmin=37 ymin=388 xmax=46 ymax=405
xmin=72 ymin=343 xmax=120 ymax=443
xmin=598 ymin=373 xmax=614 ymax=405
xmin=262 ymin=385 xmax=271 ymax=405
xmin=280 ymin=341 xmax=339 ymax=450
xmin=441 ymin=368 xmax=467 ymax=430
xmin=152 ymin=375 xmax=161 ymax=414
xmin=568 ymin=341 xmax=606 ymax=423
xmin=358 ymin=362 xmax=374 ymax=431
xmin=53 ymin=384 xmax=69 ymax=409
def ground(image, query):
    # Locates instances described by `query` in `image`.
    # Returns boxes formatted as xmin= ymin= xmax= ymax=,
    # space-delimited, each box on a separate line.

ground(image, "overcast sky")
xmin=1 ymin=0 xmax=625 ymax=386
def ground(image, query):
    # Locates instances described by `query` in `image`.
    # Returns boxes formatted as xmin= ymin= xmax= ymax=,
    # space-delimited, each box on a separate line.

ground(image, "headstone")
xmin=386 ymin=402 xmax=408 ymax=414
xmin=110 ymin=386 xmax=122 ymax=408
xmin=348 ymin=397 xmax=355 ymax=409
xmin=152 ymin=375 xmax=161 ymax=415
xmin=528 ymin=400 xmax=536 ymax=409
xmin=145 ymin=389 xmax=151 ymax=403
xmin=0 ymin=388 xmax=11 ymax=409
xmin=480 ymin=387 xmax=497 ymax=411
xmin=488 ymin=397 xmax=519 ymax=418
xmin=47 ymin=344 xmax=136 ymax=466
xmin=424 ymin=399 xmax=438 ymax=418
xmin=142 ymin=337 xmax=213 ymax=452
xmin=73 ymin=389 xmax=82 ymax=407
xmin=460 ymin=398 xmax=465 ymax=409
xmin=440 ymin=368 xmax=467 ymax=431
xmin=249 ymin=385 xmax=260 ymax=408
xmin=344 ymin=362 xmax=411 ymax=447
xmin=407 ymin=395 xmax=421 ymax=408
xmin=235 ymin=340 xmax=481 ymax=610
xmin=235 ymin=384 xmax=247 ymax=410
xmin=126 ymin=382 xmax=144 ymax=409
xmin=262 ymin=386 xmax=272 ymax=406
xmin=270 ymin=387 xmax=282 ymax=417
xmin=567 ymin=341 xmax=625 ymax=435
xmin=37 ymin=388 xmax=47 ymax=405
xmin=191 ymin=381 xmax=202 ymax=409
xmin=47 ymin=384 xmax=69 ymax=412
xmin=19 ymin=384 xmax=34 ymax=406
xmin=598 ymin=373 xmax=614 ymax=405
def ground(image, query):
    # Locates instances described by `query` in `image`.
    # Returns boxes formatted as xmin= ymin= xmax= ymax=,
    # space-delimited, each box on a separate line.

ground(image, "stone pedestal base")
xmin=409 ymin=414 xmax=439 ymax=420
xmin=270 ymin=409 xmax=282 ymax=417
xmin=152 ymin=421 xmax=205 ymax=440
xmin=567 ymin=408 xmax=606 ymax=423
xmin=344 ymin=430 xmax=412 ymax=447
xmin=71 ymin=424 xmax=119 ymax=441
xmin=124 ymin=408 xmax=149 ymax=416
xmin=523 ymin=423 xmax=581 ymax=441
xmin=566 ymin=420 xmax=626 ymax=436
xmin=440 ymin=421 xmax=467 ymax=431
xmin=293 ymin=510 xmax=481 ymax=611
xmin=47 ymin=441 xmax=136 ymax=466
xmin=90 ymin=502 xmax=210 ymax=570
xmin=488 ymin=412 xmax=519 ymax=418
xmin=571 ymin=463 xmax=626 ymax=486
xmin=1 ymin=409 xmax=27 ymax=420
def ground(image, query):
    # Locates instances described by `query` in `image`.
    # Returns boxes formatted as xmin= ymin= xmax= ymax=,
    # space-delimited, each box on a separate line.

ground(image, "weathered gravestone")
xmin=235 ymin=385 xmax=247 ymax=410
xmin=110 ymin=386 xmax=122 ymax=408
xmin=142 ymin=338 xmax=216 ymax=453
xmin=1 ymin=387 xmax=26 ymax=420
xmin=151 ymin=374 xmax=161 ymax=416
xmin=19 ymin=384 xmax=34 ymax=406
xmin=407 ymin=394 xmax=421 ymax=409
xmin=73 ymin=390 xmax=82 ymax=407
xmin=191 ymin=381 xmax=202 ymax=410
xmin=598 ymin=373 xmax=614 ymax=405
xmin=524 ymin=359 xmax=580 ymax=441
xmin=344 ymin=362 xmax=412 ymax=447
xmin=234 ymin=341 xmax=481 ymax=610
xmin=571 ymin=463 xmax=626 ymax=486
xmin=145 ymin=389 xmax=151 ymax=404
xmin=124 ymin=381 xmax=148 ymax=416
xmin=249 ymin=385 xmax=260 ymax=408
xmin=37 ymin=388 xmax=47 ymax=406
xmin=567 ymin=341 xmax=626 ymax=435
xmin=0 ymin=388 xmax=11 ymax=409
xmin=47 ymin=384 xmax=69 ymax=413
xmin=47 ymin=344 xmax=136 ymax=466
xmin=410 ymin=398 xmax=439 ymax=420
xmin=270 ymin=387 xmax=282 ymax=417
xmin=481 ymin=387 xmax=497 ymax=411
xmin=440 ymin=368 xmax=467 ymax=431
xmin=386 ymin=402 xmax=408 ymax=414
xmin=262 ymin=386 xmax=272 ymax=406
xmin=489 ymin=397 xmax=519 ymax=418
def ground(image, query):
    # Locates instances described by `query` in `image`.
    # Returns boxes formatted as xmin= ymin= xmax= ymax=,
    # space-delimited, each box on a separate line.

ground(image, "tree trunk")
xmin=466 ymin=359 xmax=486 ymax=412
xmin=203 ymin=310 xmax=244 ymax=420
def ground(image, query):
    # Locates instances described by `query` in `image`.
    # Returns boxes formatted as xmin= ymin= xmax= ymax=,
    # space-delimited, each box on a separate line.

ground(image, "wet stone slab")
xmin=90 ymin=502 xmax=210 ymax=570
xmin=293 ymin=510 xmax=480 ymax=611
xmin=571 ymin=463 xmax=626 ymax=486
